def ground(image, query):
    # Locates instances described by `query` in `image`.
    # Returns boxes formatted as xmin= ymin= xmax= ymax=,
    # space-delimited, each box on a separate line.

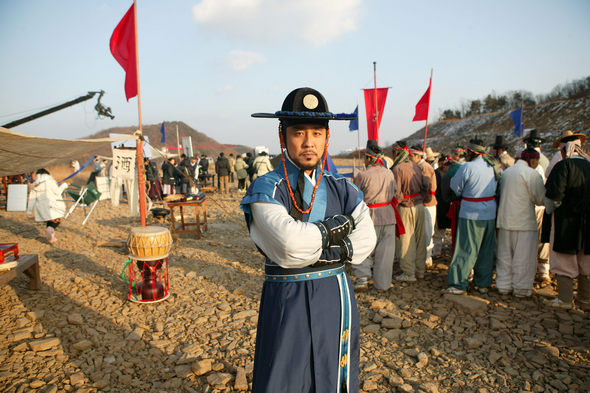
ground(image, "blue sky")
xmin=1 ymin=0 xmax=589 ymax=155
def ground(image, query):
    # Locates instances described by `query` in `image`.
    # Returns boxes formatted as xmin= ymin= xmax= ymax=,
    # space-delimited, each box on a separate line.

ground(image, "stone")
xmin=67 ymin=313 xmax=83 ymax=325
xmin=72 ymin=340 xmax=93 ymax=351
xmin=369 ymin=299 xmax=389 ymax=310
xmin=540 ymin=345 xmax=559 ymax=358
xmin=398 ymin=383 xmax=414 ymax=393
xmin=27 ymin=310 xmax=45 ymax=321
xmin=175 ymin=365 xmax=192 ymax=378
xmin=69 ymin=373 xmax=85 ymax=386
xmin=389 ymin=375 xmax=405 ymax=386
xmin=30 ymin=380 xmax=46 ymax=388
xmin=40 ymin=384 xmax=58 ymax=393
xmin=464 ymin=335 xmax=485 ymax=349
xmin=443 ymin=294 xmax=490 ymax=313
xmin=206 ymin=372 xmax=232 ymax=387
xmin=381 ymin=317 xmax=403 ymax=329
xmin=549 ymin=379 xmax=567 ymax=391
xmin=192 ymin=359 xmax=212 ymax=376
xmin=29 ymin=337 xmax=60 ymax=352
xmin=234 ymin=310 xmax=257 ymax=320
xmin=127 ymin=327 xmax=144 ymax=341
xmin=10 ymin=329 xmax=31 ymax=341
xmin=488 ymin=350 xmax=502 ymax=364
xmin=234 ymin=367 xmax=248 ymax=391
xmin=490 ymin=318 xmax=506 ymax=330
xmin=416 ymin=352 xmax=428 ymax=368
xmin=362 ymin=380 xmax=379 ymax=391
xmin=363 ymin=324 xmax=381 ymax=334
xmin=419 ymin=382 xmax=439 ymax=393
xmin=176 ymin=352 xmax=199 ymax=365
xmin=217 ymin=302 xmax=231 ymax=311
xmin=383 ymin=329 xmax=402 ymax=341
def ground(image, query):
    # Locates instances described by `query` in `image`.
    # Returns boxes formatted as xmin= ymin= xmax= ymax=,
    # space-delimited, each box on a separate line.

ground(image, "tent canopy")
xmin=0 ymin=127 xmax=134 ymax=177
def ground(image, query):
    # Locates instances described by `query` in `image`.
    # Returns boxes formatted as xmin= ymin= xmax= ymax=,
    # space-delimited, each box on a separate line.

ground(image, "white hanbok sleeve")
xmin=250 ymin=202 xmax=323 ymax=268
xmin=346 ymin=201 xmax=377 ymax=265
xmin=249 ymin=200 xmax=377 ymax=268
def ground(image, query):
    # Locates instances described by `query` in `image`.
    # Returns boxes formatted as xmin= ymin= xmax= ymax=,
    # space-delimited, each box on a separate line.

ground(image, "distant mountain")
xmin=82 ymin=120 xmax=252 ymax=160
xmin=403 ymin=96 xmax=590 ymax=156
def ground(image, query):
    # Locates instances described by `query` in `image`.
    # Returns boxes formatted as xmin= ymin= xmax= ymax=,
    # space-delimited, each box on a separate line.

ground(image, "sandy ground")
xmin=0 ymin=186 xmax=589 ymax=393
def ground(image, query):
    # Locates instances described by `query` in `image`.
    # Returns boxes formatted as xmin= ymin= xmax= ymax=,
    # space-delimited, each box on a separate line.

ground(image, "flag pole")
xmin=422 ymin=68 xmax=433 ymax=152
xmin=520 ymin=100 xmax=524 ymax=146
xmin=133 ymin=0 xmax=147 ymax=227
xmin=373 ymin=61 xmax=379 ymax=143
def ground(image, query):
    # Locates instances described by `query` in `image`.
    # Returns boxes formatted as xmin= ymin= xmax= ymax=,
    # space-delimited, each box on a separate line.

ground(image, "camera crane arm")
xmin=2 ymin=90 xmax=114 ymax=129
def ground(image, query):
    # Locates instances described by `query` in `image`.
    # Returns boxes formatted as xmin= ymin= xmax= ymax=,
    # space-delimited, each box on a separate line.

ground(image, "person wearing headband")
xmin=242 ymin=87 xmax=376 ymax=392
xmin=544 ymin=131 xmax=590 ymax=310
xmin=447 ymin=139 xmax=500 ymax=295
xmin=391 ymin=143 xmax=431 ymax=282
xmin=410 ymin=145 xmax=438 ymax=269
xmin=495 ymin=147 xmax=545 ymax=297
xmin=351 ymin=141 xmax=397 ymax=291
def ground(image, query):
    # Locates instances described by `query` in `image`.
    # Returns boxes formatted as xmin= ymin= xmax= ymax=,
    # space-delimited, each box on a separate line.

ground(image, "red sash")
xmin=403 ymin=192 xmax=420 ymax=199
xmin=367 ymin=199 xmax=406 ymax=238
xmin=446 ymin=196 xmax=495 ymax=252
xmin=462 ymin=196 xmax=495 ymax=202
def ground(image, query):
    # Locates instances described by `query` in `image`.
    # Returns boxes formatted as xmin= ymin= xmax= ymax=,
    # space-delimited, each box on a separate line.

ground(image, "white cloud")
xmin=192 ymin=0 xmax=362 ymax=46
xmin=227 ymin=50 xmax=266 ymax=71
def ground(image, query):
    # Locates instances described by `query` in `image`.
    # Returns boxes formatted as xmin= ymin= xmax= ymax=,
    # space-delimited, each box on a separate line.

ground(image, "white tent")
xmin=0 ymin=127 xmax=134 ymax=177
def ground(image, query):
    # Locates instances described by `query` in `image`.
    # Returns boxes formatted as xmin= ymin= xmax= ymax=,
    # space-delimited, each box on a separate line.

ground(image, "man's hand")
xmin=314 ymin=215 xmax=355 ymax=249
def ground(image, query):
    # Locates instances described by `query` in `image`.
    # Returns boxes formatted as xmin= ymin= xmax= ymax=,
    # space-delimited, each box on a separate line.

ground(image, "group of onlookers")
xmin=150 ymin=150 xmax=275 ymax=197
xmin=352 ymin=129 xmax=590 ymax=310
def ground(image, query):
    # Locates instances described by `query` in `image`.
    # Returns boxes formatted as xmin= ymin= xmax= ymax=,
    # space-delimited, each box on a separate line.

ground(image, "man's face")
xmin=285 ymin=124 xmax=327 ymax=172
xmin=493 ymin=148 xmax=502 ymax=157
xmin=410 ymin=154 xmax=422 ymax=163
xmin=528 ymin=158 xmax=539 ymax=169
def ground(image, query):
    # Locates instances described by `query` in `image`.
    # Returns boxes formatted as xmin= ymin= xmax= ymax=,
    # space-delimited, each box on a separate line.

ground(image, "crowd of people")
xmin=352 ymin=128 xmax=589 ymax=311
xmin=148 ymin=150 xmax=276 ymax=199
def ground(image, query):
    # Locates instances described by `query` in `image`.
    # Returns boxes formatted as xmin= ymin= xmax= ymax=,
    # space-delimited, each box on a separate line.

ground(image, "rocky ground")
xmin=0 ymin=191 xmax=589 ymax=393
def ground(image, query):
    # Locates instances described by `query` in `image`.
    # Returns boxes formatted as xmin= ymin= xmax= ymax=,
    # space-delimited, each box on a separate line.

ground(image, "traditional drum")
xmin=127 ymin=226 xmax=173 ymax=261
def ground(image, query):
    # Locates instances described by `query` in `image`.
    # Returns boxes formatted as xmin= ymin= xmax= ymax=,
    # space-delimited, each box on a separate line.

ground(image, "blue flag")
xmin=510 ymin=108 xmax=523 ymax=138
xmin=160 ymin=122 xmax=166 ymax=143
xmin=348 ymin=105 xmax=358 ymax=131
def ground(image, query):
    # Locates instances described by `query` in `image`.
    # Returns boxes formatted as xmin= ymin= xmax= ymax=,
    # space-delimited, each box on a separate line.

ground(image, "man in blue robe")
xmin=241 ymin=87 xmax=376 ymax=393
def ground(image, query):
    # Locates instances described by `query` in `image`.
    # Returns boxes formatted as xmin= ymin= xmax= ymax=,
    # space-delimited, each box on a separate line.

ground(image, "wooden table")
xmin=166 ymin=199 xmax=208 ymax=239
xmin=0 ymin=254 xmax=40 ymax=290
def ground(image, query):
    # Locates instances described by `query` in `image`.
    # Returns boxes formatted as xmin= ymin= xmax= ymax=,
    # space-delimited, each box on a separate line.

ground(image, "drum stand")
xmin=126 ymin=256 xmax=170 ymax=303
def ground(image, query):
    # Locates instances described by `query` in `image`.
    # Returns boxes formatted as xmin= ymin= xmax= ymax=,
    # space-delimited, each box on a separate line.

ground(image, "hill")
xmin=403 ymin=96 xmax=590 ymax=156
xmin=82 ymin=121 xmax=252 ymax=160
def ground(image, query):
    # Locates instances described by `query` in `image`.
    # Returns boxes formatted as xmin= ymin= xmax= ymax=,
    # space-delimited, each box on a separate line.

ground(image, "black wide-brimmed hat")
xmin=523 ymin=129 xmax=544 ymax=145
xmin=492 ymin=135 xmax=508 ymax=149
xmin=251 ymin=87 xmax=357 ymax=123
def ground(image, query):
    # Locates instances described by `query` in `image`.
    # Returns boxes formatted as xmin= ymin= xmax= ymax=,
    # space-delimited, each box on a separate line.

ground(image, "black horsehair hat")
xmin=523 ymin=129 xmax=544 ymax=145
xmin=492 ymin=135 xmax=508 ymax=149
xmin=251 ymin=87 xmax=357 ymax=125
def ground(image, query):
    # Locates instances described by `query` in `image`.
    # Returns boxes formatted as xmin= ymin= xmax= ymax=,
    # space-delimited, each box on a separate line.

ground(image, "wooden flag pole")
xmin=133 ymin=0 xmax=147 ymax=227
xmin=373 ymin=61 xmax=379 ymax=143
xmin=422 ymin=68 xmax=433 ymax=152
xmin=520 ymin=100 xmax=524 ymax=146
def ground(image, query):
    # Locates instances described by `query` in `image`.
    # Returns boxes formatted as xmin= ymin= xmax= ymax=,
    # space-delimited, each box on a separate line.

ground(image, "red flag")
xmin=413 ymin=79 xmax=431 ymax=121
xmin=110 ymin=4 xmax=137 ymax=101
xmin=363 ymin=88 xmax=388 ymax=141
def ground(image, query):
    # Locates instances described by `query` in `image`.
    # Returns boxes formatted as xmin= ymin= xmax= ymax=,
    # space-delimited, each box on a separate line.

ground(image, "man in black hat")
xmin=492 ymin=134 xmax=515 ymax=170
xmin=241 ymin=87 xmax=376 ymax=392
xmin=352 ymin=141 xmax=397 ymax=291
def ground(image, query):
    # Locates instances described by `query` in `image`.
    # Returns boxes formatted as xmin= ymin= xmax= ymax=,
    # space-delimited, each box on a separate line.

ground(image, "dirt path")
xmin=1 ymin=192 xmax=588 ymax=393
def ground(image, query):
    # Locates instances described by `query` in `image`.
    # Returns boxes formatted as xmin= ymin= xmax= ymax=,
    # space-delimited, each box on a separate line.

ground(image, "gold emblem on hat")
xmin=303 ymin=94 xmax=319 ymax=110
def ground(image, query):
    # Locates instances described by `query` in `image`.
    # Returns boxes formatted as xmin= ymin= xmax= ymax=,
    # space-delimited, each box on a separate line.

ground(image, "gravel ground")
xmin=0 ymin=192 xmax=588 ymax=393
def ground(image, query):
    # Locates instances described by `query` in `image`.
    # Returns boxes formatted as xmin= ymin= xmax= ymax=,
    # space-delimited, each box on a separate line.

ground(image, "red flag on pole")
xmin=412 ymin=80 xmax=431 ymax=121
xmin=110 ymin=4 xmax=138 ymax=101
xmin=363 ymin=88 xmax=388 ymax=141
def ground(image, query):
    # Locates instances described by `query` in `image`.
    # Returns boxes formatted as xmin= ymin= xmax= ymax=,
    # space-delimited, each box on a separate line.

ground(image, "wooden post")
xmin=133 ymin=0 xmax=147 ymax=226
xmin=422 ymin=68 xmax=433 ymax=152
xmin=373 ymin=61 xmax=379 ymax=143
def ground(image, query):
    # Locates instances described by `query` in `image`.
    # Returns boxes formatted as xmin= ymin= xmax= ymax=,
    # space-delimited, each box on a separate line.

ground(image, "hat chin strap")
xmin=278 ymin=125 xmax=330 ymax=216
